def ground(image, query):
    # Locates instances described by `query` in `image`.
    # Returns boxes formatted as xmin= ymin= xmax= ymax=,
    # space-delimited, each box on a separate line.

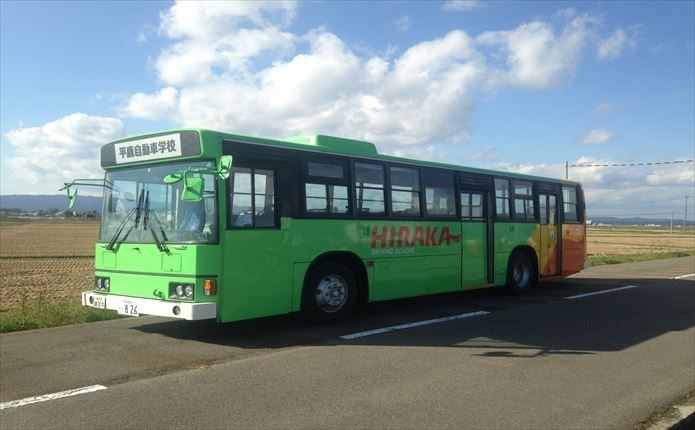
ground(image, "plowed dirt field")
xmin=1 ymin=220 xmax=693 ymax=309
xmin=586 ymin=227 xmax=695 ymax=256
xmin=1 ymin=220 xmax=98 ymax=308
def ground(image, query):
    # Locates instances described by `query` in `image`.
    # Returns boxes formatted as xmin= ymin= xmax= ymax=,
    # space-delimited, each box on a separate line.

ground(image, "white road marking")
xmin=340 ymin=311 xmax=490 ymax=340
xmin=565 ymin=285 xmax=638 ymax=300
xmin=672 ymin=273 xmax=695 ymax=279
xmin=0 ymin=385 xmax=107 ymax=410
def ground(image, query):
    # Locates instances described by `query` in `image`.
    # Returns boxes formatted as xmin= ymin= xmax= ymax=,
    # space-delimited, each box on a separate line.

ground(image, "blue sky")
xmin=1 ymin=0 xmax=693 ymax=218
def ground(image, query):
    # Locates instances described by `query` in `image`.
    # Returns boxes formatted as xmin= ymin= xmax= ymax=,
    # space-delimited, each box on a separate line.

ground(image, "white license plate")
xmin=92 ymin=295 xmax=106 ymax=309
xmin=118 ymin=301 xmax=139 ymax=317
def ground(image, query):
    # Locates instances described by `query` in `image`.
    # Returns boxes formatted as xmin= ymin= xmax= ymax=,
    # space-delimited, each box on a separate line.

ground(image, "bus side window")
xmin=303 ymin=159 xmax=350 ymax=215
xmin=494 ymin=179 xmax=511 ymax=219
xmin=254 ymin=169 xmax=276 ymax=227
xmin=355 ymin=162 xmax=385 ymax=215
xmin=461 ymin=192 xmax=484 ymax=221
xmin=424 ymin=170 xmax=455 ymax=217
xmin=390 ymin=166 xmax=421 ymax=217
xmin=512 ymin=181 xmax=534 ymax=221
xmin=562 ymin=185 xmax=579 ymax=223
xmin=229 ymin=167 xmax=276 ymax=228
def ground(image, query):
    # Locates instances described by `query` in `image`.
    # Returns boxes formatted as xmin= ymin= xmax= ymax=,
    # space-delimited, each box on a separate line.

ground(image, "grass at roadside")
xmin=589 ymin=251 xmax=695 ymax=267
xmin=0 ymin=299 xmax=122 ymax=333
xmin=636 ymin=389 xmax=694 ymax=430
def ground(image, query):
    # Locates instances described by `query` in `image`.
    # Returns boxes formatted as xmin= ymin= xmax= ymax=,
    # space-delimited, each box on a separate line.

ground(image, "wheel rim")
xmin=513 ymin=260 xmax=530 ymax=288
xmin=315 ymin=274 xmax=348 ymax=313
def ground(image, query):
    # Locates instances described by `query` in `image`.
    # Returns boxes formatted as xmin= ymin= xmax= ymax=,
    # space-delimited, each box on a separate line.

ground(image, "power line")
xmin=565 ymin=159 xmax=693 ymax=179
xmin=567 ymin=159 xmax=693 ymax=168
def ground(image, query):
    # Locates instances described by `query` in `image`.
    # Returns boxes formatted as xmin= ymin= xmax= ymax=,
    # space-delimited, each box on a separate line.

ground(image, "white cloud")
xmin=477 ymin=14 xmax=599 ymax=90
xmin=155 ymin=26 xmax=296 ymax=86
xmin=393 ymin=15 xmax=411 ymax=33
xmin=4 ymin=114 xmax=126 ymax=189
xmin=593 ymin=100 xmax=619 ymax=113
xmin=121 ymin=87 xmax=179 ymax=121
xmin=580 ymin=128 xmax=615 ymax=145
xmin=135 ymin=23 xmax=155 ymax=45
xmin=648 ymin=43 xmax=672 ymax=54
xmin=153 ymin=1 xmax=297 ymax=86
xmin=123 ymin=4 xmax=486 ymax=149
xmin=646 ymin=165 xmax=695 ymax=186
xmin=120 ymin=2 xmax=630 ymax=158
xmin=493 ymin=157 xmax=695 ymax=217
xmin=596 ymin=27 xmax=638 ymax=60
xmin=442 ymin=1 xmax=484 ymax=12
xmin=159 ymin=1 xmax=296 ymax=40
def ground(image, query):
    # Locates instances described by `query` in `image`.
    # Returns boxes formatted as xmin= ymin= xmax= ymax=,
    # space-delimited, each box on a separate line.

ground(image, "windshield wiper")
xmin=105 ymin=189 xmax=144 ymax=251
xmin=143 ymin=191 xmax=169 ymax=254
xmin=133 ymin=189 xmax=145 ymax=229
xmin=105 ymin=208 xmax=136 ymax=251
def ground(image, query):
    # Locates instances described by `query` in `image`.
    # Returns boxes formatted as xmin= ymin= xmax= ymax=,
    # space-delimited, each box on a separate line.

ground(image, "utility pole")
xmin=670 ymin=211 xmax=673 ymax=234
xmin=565 ymin=161 xmax=569 ymax=180
xmin=685 ymin=194 xmax=689 ymax=231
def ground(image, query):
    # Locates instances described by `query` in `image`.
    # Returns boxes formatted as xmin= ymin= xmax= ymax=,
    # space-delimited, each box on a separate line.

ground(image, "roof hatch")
xmin=282 ymin=135 xmax=378 ymax=157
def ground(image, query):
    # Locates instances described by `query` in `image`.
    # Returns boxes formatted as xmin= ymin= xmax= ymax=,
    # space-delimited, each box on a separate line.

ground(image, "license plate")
xmin=118 ymin=301 xmax=139 ymax=317
xmin=92 ymin=295 xmax=106 ymax=309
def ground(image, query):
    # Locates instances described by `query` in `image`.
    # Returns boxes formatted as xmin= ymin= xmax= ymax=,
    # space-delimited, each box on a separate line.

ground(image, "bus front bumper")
xmin=82 ymin=291 xmax=217 ymax=320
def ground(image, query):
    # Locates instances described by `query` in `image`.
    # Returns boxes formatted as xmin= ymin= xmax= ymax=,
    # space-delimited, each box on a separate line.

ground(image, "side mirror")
xmin=181 ymin=176 xmax=204 ymax=201
xmin=68 ymin=189 xmax=78 ymax=209
xmin=163 ymin=172 xmax=183 ymax=184
xmin=59 ymin=184 xmax=78 ymax=209
xmin=217 ymin=155 xmax=233 ymax=179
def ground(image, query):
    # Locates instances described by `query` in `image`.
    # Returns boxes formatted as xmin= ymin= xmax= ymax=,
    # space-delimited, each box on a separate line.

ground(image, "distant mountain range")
xmin=589 ymin=216 xmax=694 ymax=227
xmin=0 ymin=194 xmax=103 ymax=212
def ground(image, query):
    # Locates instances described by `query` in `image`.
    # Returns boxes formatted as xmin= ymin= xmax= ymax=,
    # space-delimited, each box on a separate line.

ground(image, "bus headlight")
xmin=169 ymin=282 xmax=194 ymax=300
xmin=95 ymin=277 xmax=110 ymax=292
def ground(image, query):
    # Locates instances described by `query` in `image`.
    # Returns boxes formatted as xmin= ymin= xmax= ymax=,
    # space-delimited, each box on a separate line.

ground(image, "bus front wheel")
xmin=506 ymin=252 xmax=536 ymax=293
xmin=302 ymin=262 xmax=357 ymax=324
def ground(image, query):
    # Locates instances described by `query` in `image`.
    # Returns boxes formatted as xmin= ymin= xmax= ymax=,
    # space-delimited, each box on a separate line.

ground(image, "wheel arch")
xmin=304 ymin=251 xmax=369 ymax=305
xmin=509 ymin=245 xmax=539 ymax=284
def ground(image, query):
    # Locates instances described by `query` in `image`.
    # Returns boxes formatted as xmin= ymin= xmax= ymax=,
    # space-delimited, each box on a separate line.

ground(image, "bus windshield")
xmin=99 ymin=161 xmax=217 ymax=244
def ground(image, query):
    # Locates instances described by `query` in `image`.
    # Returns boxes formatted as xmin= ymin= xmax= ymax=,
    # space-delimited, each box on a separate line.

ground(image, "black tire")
xmin=506 ymin=251 xmax=536 ymax=293
xmin=302 ymin=262 xmax=357 ymax=324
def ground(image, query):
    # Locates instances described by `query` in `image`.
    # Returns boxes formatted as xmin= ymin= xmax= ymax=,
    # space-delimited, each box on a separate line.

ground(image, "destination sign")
xmin=113 ymin=133 xmax=182 ymax=164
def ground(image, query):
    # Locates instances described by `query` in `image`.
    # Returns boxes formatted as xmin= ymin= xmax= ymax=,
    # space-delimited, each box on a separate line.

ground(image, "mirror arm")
xmin=60 ymin=178 xmax=113 ymax=190
xmin=58 ymin=178 xmax=113 ymax=209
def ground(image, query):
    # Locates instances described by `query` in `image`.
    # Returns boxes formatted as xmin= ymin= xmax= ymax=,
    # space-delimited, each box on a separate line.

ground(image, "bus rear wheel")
xmin=302 ymin=262 xmax=357 ymax=324
xmin=506 ymin=251 xmax=536 ymax=293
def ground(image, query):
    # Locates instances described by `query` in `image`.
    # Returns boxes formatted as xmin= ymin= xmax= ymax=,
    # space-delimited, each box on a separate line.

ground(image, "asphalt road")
xmin=1 ymin=257 xmax=694 ymax=429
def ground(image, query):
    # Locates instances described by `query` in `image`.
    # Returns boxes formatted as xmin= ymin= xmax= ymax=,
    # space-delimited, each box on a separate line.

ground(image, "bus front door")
xmin=222 ymin=160 xmax=293 ymax=322
xmin=460 ymin=190 xmax=491 ymax=289
xmin=539 ymin=194 xmax=560 ymax=276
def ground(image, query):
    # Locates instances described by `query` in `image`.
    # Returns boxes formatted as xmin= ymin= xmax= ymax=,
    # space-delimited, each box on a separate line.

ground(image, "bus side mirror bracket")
xmin=181 ymin=174 xmax=204 ymax=201
xmin=163 ymin=156 xmax=232 ymax=202
xmin=163 ymin=170 xmax=204 ymax=202
xmin=60 ymin=186 xmax=79 ymax=209
xmin=58 ymin=179 xmax=113 ymax=209
xmin=217 ymin=155 xmax=232 ymax=180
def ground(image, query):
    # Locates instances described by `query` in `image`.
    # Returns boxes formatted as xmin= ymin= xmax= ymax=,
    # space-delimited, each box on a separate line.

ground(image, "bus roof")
xmin=105 ymin=128 xmax=579 ymax=186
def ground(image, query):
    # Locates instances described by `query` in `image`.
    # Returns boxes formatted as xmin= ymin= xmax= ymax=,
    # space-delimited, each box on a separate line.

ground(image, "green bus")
xmin=70 ymin=129 xmax=587 ymax=324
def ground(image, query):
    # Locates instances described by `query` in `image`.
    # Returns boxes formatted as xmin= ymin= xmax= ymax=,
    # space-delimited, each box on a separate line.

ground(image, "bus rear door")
xmin=539 ymin=193 xmax=560 ymax=276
